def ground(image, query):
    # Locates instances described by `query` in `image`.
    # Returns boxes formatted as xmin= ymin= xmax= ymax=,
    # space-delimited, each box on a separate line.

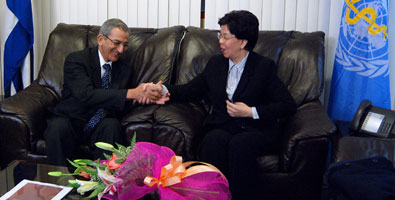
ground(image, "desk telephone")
xmin=351 ymin=100 xmax=395 ymax=138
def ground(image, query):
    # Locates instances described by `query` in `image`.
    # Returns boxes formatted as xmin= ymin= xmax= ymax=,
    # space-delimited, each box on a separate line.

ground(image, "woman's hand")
xmin=226 ymin=100 xmax=252 ymax=118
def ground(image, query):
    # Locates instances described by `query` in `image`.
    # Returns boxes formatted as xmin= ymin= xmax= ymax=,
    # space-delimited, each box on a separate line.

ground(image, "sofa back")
xmin=37 ymin=23 xmax=184 ymax=98
xmin=37 ymin=23 xmax=324 ymax=107
xmin=175 ymin=27 xmax=325 ymax=107
xmin=37 ymin=24 xmax=88 ymax=97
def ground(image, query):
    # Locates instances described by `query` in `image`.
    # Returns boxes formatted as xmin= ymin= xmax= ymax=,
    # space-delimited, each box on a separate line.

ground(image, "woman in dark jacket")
xmin=152 ymin=10 xmax=297 ymax=199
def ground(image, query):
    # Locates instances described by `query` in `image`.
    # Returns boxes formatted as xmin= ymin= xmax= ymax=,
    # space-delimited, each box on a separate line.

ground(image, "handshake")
xmin=130 ymin=81 xmax=170 ymax=105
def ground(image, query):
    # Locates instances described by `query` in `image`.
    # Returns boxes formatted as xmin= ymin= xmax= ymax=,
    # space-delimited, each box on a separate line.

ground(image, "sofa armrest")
xmin=0 ymin=81 xmax=58 ymax=167
xmin=333 ymin=136 xmax=395 ymax=163
xmin=281 ymin=100 xmax=336 ymax=170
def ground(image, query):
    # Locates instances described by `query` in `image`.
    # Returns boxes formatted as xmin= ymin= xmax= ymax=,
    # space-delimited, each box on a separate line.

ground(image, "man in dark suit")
xmin=44 ymin=19 xmax=161 ymax=166
xmin=147 ymin=11 xmax=296 ymax=199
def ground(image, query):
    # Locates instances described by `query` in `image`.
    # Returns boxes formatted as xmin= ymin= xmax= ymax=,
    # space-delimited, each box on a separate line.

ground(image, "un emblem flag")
xmin=328 ymin=0 xmax=390 ymax=121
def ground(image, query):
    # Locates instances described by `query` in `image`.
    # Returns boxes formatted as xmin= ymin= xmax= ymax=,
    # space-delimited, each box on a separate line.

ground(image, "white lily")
xmin=97 ymin=168 xmax=117 ymax=199
xmin=75 ymin=180 xmax=99 ymax=195
xmin=97 ymin=168 xmax=116 ymax=184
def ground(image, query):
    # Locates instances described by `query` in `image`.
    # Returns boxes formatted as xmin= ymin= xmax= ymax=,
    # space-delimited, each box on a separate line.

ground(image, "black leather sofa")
xmin=0 ymin=24 xmax=336 ymax=199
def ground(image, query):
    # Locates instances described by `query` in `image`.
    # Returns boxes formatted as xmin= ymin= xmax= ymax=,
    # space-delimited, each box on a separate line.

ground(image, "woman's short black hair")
xmin=218 ymin=10 xmax=259 ymax=51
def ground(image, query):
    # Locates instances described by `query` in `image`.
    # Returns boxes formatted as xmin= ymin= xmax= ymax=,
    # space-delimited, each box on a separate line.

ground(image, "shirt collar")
xmin=98 ymin=49 xmax=112 ymax=68
xmin=229 ymin=52 xmax=249 ymax=70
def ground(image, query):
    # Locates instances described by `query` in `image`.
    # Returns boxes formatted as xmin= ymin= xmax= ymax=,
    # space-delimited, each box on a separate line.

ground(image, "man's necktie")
xmin=84 ymin=64 xmax=111 ymax=133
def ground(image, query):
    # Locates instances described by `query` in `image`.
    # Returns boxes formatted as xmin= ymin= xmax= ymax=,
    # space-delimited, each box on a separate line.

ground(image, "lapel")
xmin=110 ymin=61 xmax=122 ymax=89
xmin=232 ymin=52 xmax=255 ymax=101
xmin=90 ymin=47 xmax=102 ymax=88
xmin=218 ymin=56 xmax=230 ymax=98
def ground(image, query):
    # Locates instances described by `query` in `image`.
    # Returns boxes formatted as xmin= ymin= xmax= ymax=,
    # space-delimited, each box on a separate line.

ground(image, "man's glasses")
xmin=217 ymin=32 xmax=236 ymax=40
xmin=104 ymin=35 xmax=129 ymax=49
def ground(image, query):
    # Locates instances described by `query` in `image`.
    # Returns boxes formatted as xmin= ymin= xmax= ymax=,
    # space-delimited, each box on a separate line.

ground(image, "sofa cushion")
xmin=258 ymin=154 xmax=281 ymax=172
xmin=175 ymin=26 xmax=220 ymax=85
xmin=277 ymin=31 xmax=325 ymax=106
xmin=151 ymin=102 xmax=207 ymax=160
xmin=128 ymin=26 xmax=185 ymax=86
xmin=37 ymin=24 xmax=90 ymax=97
xmin=253 ymin=31 xmax=291 ymax=65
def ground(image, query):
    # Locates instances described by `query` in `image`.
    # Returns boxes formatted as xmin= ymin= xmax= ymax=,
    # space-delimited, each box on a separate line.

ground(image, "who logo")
xmin=335 ymin=0 xmax=388 ymax=78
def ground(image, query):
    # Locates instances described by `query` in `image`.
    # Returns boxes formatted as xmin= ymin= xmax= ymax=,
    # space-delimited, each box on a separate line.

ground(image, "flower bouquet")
xmin=49 ymin=134 xmax=231 ymax=200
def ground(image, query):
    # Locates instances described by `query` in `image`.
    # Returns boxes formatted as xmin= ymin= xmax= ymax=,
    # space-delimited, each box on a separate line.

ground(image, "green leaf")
xmin=116 ymin=143 xmax=127 ymax=151
xmin=68 ymin=159 xmax=82 ymax=168
xmin=80 ymin=166 xmax=97 ymax=174
xmin=85 ymin=182 xmax=106 ymax=199
xmin=130 ymin=132 xmax=136 ymax=149
xmin=74 ymin=166 xmax=88 ymax=174
xmin=74 ymin=159 xmax=98 ymax=167
xmin=67 ymin=182 xmax=80 ymax=188
xmin=103 ymin=153 xmax=112 ymax=160
xmin=115 ymin=158 xmax=125 ymax=164
xmin=114 ymin=151 xmax=122 ymax=158
xmin=48 ymin=171 xmax=63 ymax=177
xmin=74 ymin=166 xmax=83 ymax=174
xmin=98 ymin=165 xmax=106 ymax=170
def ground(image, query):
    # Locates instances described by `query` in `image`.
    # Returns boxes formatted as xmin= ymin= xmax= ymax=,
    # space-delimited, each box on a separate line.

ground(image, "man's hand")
xmin=143 ymin=81 xmax=163 ymax=101
xmin=226 ymin=100 xmax=252 ymax=118
xmin=132 ymin=81 xmax=170 ymax=105
xmin=126 ymin=82 xmax=161 ymax=102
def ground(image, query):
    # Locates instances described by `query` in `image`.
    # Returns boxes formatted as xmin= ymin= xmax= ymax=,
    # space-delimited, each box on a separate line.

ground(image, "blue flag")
xmin=328 ymin=0 xmax=390 ymax=121
xmin=4 ymin=0 xmax=34 ymax=97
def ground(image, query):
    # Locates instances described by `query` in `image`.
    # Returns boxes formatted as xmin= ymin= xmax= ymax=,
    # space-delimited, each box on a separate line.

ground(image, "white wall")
xmin=1 ymin=0 xmax=394 ymax=108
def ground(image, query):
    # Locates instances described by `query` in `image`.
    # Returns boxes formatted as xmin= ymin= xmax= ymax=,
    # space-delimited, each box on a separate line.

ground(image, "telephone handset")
xmin=350 ymin=100 xmax=395 ymax=138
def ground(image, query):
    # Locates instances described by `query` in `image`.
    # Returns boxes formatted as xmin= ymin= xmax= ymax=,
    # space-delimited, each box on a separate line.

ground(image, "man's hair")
xmin=99 ymin=18 xmax=129 ymax=36
xmin=218 ymin=10 xmax=259 ymax=51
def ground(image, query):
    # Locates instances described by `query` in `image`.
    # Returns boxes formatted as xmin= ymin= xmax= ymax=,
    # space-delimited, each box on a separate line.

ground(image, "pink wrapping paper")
xmin=115 ymin=142 xmax=231 ymax=200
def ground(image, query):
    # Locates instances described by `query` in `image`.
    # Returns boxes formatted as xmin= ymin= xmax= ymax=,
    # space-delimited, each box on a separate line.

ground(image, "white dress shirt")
xmin=98 ymin=49 xmax=112 ymax=79
xmin=227 ymin=53 xmax=259 ymax=119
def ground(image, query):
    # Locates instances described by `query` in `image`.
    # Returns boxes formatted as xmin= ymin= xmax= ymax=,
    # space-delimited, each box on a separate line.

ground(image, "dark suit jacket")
xmin=53 ymin=46 xmax=131 ymax=121
xmin=168 ymin=52 xmax=296 ymax=136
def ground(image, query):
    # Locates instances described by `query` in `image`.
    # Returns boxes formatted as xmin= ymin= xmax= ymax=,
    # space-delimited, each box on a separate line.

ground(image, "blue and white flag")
xmin=3 ymin=0 xmax=34 ymax=98
xmin=328 ymin=0 xmax=390 ymax=121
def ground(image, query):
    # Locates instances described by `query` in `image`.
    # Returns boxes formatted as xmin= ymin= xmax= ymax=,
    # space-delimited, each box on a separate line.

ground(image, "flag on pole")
xmin=3 ymin=0 xmax=34 ymax=98
xmin=328 ymin=0 xmax=390 ymax=121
